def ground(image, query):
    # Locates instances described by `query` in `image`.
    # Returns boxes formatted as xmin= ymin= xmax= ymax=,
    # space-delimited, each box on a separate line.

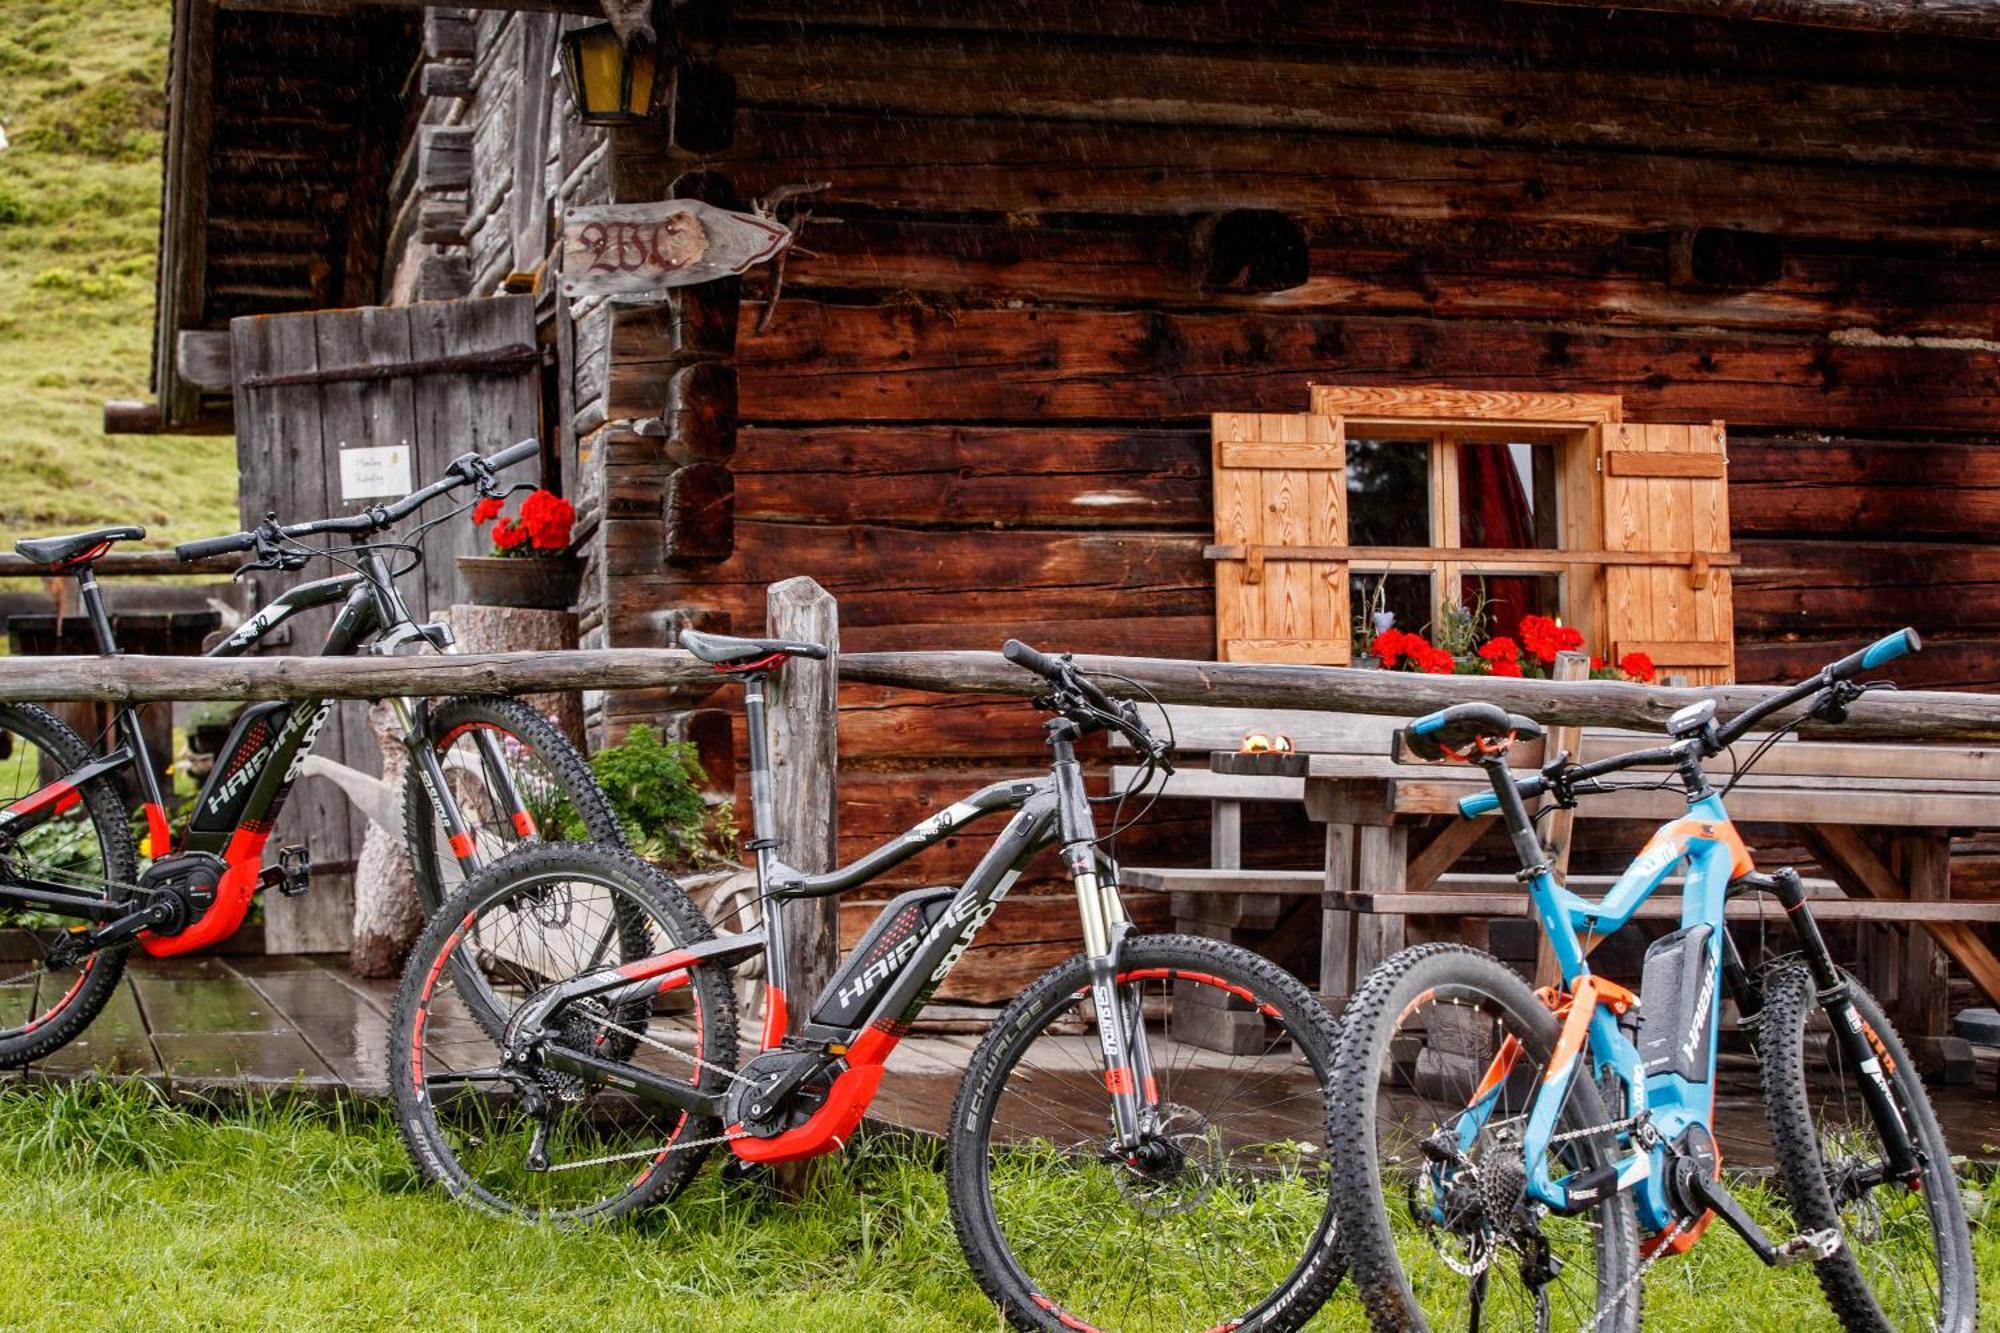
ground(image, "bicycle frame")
xmin=1495 ymin=791 xmax=1746 ymax=1234
xmin=1455 ymin=759 xmax=1922 ymax=1246
xmin=0 ymin=547 xmax=514 ymax=956
xmin=513 ymin=671 xmax=1154 ymax=1166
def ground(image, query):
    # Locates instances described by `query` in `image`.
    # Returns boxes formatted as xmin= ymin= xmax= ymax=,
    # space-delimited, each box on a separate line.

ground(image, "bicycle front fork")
xmin=1068 ymin=843 xmax=1160 ymax=1150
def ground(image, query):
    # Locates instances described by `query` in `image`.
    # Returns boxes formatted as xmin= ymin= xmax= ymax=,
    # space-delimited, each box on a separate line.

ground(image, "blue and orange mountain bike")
xmin=1329 ymin=629 xmax=1976 ymax=1332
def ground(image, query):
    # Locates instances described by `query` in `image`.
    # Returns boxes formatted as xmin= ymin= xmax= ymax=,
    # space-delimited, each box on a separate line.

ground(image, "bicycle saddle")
xmin=679 ymin=628 xmax=830 ymax=666
xmin=13 ymin=525 xmax=146 ymax=570
xmin=1405 ymin=701 xmax=1544 ymax=761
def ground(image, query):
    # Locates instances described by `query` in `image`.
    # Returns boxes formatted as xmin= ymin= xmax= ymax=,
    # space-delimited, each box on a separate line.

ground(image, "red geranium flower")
xmin=1478 ymin=636 xmax=1521 ymax=664
xmin=1488 ymin=656 xmax=1523 ymax=677
xmin=519 ymin=488 xmax=575 ymax=552
xmin=1411 ymin=642 xmax=1456 ymax=675
xmin=491 ymin=516 xmax=529 ymax=551
xmin=471 ymin=497 xmax=503 ymax=526
xmin=1371 ymin=628 xmax=1415 ymax=667
xmin=1619 ymin=651 xmax=1656 ymax=683
xmin=1519 ymin=614 xmax=1584 ymax=664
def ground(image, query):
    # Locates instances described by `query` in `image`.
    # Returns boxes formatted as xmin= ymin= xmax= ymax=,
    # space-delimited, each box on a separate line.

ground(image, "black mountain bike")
xmin=0 ymin=440 xmax=619 ymax=1066
xmin=393 ymin=636 xmax=1347 ymax=1332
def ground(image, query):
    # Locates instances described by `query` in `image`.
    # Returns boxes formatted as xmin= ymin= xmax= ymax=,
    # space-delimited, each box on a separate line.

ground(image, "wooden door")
xmin=1211 ymin=413 xmax=1350 ymax=664
xmin=228 ymin=294 xmax=543 ymax=950
xmin=1600 ymin=421 xmax=1735 ymax=684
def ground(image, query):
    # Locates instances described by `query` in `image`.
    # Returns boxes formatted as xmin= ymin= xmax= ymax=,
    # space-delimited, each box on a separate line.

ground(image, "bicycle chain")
xmin=1580 ymin=1217 xmax=1683 ymax=1333
xmin=580 ymin=1010 xmax=751 ymax=1089
xmin=541 ymin=1127 xmax=748 ymax=1172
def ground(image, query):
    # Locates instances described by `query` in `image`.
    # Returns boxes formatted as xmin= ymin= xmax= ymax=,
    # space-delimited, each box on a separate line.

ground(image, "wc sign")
xmin=338 ymin=444 xmax=413 ymax=501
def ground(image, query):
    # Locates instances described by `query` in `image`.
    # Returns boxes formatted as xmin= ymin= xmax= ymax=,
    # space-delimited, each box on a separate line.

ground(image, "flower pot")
xmin=456 ymin=555 xmax=583 ymax=611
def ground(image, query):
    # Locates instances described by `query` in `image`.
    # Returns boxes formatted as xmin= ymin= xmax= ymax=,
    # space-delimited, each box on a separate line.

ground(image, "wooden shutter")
xmin=1211 ymin=413 xmax=1350 ymax=664
xmin=1600 ymin=421 xmax=1735 ymax=684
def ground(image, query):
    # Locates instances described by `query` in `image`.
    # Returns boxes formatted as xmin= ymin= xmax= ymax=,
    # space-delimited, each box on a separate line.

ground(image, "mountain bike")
xmin=392 ymin=635 xmax=1348 ymax=1332
xmin=1328 ymin=628 xmax=1977 ymax=1332
xmin=0 ymin=439 xmax=619 ymax=1066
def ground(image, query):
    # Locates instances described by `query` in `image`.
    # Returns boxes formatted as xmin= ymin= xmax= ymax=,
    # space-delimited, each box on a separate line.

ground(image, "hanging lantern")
xmin=558 ymin=21 xmax=659 ymax=127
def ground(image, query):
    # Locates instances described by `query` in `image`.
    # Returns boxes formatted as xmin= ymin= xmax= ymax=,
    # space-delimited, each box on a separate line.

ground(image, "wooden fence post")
xmin=764 ymin=576 xmax=838 ymax=1191
xmin=1535 ymin=650 xmax=1590 ymax=988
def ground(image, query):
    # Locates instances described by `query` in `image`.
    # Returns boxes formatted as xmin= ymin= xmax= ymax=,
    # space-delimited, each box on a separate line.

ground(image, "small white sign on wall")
xmin=338 ymin=444 xmax=413 ymax=500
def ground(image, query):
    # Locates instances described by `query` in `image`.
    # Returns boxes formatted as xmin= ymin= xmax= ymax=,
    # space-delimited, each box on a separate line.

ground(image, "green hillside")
xmin=0 ymin=0 xmax=236 ymax=550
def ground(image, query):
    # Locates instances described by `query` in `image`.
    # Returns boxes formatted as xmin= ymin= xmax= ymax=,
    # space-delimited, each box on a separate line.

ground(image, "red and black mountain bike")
xmin=393 ymin=636 xmax=1348 ymax=1332
xmin=0 ymin=440 xmax=619 ymax=1066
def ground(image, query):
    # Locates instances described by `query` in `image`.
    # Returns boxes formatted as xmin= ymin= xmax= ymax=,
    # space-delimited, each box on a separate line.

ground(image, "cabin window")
xmin=1343 ymin=428 xmax=1577 ymax=650
xmin=1211 ymin=390 xmax=1739 ymax=682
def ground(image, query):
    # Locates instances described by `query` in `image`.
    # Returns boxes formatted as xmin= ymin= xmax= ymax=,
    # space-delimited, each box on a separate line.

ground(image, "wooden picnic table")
xmin=1208 ymin=738 xmax=2000 ymax=1052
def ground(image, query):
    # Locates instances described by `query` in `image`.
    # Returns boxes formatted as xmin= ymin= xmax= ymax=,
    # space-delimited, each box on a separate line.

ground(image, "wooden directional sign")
xmin=560 ymin=199 xmax=791 ymax=302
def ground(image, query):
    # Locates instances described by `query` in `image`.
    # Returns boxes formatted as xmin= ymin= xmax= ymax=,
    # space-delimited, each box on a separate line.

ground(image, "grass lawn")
xmin=0 ymin=1083 xmax=1987 ymax=1331
xmin=0 ymin=0 xmax=237 ymax=551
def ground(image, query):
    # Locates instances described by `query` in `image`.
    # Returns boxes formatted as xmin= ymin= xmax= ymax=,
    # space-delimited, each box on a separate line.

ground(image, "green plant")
xmin=582 ymin=724 xmax=736 ymax=871
xmin=1432 ymin=582 xmax=1491 ymax=659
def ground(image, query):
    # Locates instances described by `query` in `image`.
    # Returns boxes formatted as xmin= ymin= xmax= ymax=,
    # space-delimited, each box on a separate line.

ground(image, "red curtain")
xmin=1458 ymin=445 xmax=1542 ymax=640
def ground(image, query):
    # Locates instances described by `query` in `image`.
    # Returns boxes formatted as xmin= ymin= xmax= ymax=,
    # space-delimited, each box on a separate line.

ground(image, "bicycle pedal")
xmin=1772 ymin=1228 xmax=1842 ymax=1267
xmin=259 ymin=846 xmax=312 ymax=898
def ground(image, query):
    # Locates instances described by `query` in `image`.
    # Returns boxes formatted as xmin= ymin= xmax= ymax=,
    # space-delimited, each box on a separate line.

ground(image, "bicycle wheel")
xmin=1330 ymin=944 xmax=1639 ymax=1333
xmin=1757 ymin=963 xmax=1977 ymax=1332
xmin=391 ymin=842 xmax=738 ymax=1222
xmin=947 ymin=934 xmax=1346 ymax=1332
xmin=404 ymin=696 xmax=623 ymax=914
xmin=0 ymin=703 xmax=137 ymax=1068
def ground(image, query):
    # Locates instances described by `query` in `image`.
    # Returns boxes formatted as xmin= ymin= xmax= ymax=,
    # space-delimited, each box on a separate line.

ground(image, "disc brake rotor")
xmin=1111 ymin=1103 xmax=1224 ymax=1218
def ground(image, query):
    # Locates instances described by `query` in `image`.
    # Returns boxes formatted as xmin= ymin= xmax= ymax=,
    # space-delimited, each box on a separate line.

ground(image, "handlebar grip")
xmin=1458 ymin=790 xmax=1501 ymax=818
xmin=1827 ymin=627 xmax=1921 ymax=680
xmin=1003 ymin=638 xmax=1058 ymax=678
xmin=488 ymin=438 xmax=540 ymax=471
xmin=1860 ymin=627 xmax=1921 ymax=671
xmin=176 ymin=532 xmax=258 ymax=561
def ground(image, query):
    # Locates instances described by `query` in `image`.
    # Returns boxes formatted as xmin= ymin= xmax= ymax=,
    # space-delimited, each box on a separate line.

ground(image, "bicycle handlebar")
xmin=175 ymin=439 xmax=541 ymax=563
xmin=1454 ymin=627 xmax=1921 ymax=819
xmin=1003 ymin=638 xmax=1164 ymax=759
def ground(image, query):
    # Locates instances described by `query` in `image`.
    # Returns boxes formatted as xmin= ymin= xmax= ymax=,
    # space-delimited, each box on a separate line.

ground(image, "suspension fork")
xmin=1051 ymin=731 xmax=1156 ymax=1149
xmin=394 ymin=698 xmax=481 ymax=872
xmin=1765 ymin=868 xmax=1924 ymax=1183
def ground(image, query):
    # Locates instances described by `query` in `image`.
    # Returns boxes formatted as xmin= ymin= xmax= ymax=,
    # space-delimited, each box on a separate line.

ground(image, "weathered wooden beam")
xmin=176 ymin=329 xmax=234 ymax=392
xmin=422 ymin=10 xmax=475 ymax=59
xmin=0 ymin=649 xmax=716 ymax=704
xmin=419 ymin=61 xmax=474 ymax=98
xmin=0 ymin=551 xmax=240 ymax=579
xmin=102 ymin=400 xmax=235 ymax=436
xmin=417 ymin=125 xmax=472 ymax=193
xmin=836 ymin=650 xmax=2000 ymax=744
xmin=1506 ymin=0 xmax=2000 ymax=40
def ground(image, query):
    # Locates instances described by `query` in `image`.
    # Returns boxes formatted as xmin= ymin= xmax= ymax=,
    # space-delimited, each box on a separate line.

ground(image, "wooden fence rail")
xmin=2 ymin=644 xmax=1998 ymax=741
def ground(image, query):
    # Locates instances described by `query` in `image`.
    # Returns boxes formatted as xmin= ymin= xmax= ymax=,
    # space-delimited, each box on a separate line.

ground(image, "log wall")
xmin=572 ymin=0 xmax=2000 ymax=984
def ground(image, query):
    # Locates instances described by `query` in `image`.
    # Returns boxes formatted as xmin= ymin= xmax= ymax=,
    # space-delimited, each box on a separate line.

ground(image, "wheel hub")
xmin=1109 ymin=1104 xmax=1222 ymax=1217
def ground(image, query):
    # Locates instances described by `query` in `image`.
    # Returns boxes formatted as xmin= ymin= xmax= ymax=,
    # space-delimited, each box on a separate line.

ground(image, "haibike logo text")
xmin=207 ymin=746 xmax=274 ymax=815
xmin=1680 ymin=943 xmax=1718 ymax=1067
xmin=836 ymin=932 xmax=922 ymax=1010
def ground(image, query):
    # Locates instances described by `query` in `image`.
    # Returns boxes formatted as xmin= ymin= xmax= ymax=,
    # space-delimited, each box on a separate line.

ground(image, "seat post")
xmin=741 ymin=672 xmax=778 ymax=855
xmin=74 ymin=567 xmax=120 ymax=656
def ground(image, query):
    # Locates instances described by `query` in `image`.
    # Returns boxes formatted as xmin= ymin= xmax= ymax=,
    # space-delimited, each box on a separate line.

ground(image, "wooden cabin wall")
xmin=382 ymin=9 xmax=611 ymax=454
xmin=579 ymin=0 xmax=2000 ymax=991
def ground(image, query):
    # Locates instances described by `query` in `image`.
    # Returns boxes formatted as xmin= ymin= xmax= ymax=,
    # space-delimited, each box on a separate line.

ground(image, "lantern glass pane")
xmin=577 ymin=34 xmax=627 ymax=113
xmin=626 ymin=49 xmax=657 ymax=114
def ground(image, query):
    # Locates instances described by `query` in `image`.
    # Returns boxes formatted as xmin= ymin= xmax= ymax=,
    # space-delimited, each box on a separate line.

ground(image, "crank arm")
xmin=534 ymin=1043 xmax=726 ymax=1118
